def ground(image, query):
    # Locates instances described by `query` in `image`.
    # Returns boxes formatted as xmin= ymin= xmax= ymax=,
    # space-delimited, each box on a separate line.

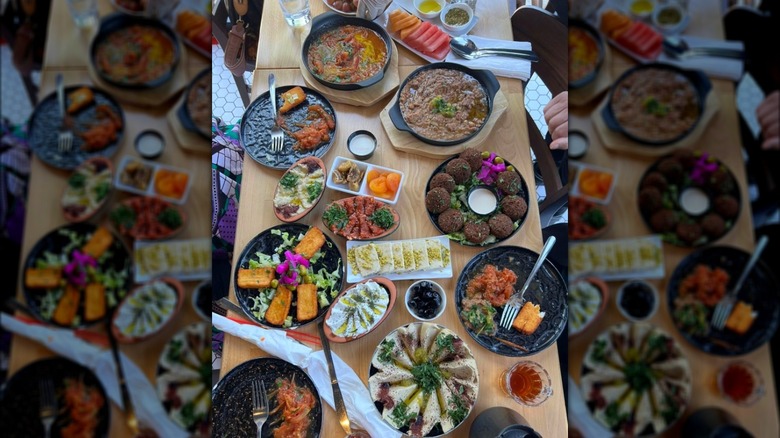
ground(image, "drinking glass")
xmin=500 ymin=361 xmax=553 ymax=406
xmin=279 ymin=0 xmax=311 ymax=28
xmin=66 ymin=0 xmax=98 ymax=28
xmin=717 ymin=360 xmax=765 ymax=406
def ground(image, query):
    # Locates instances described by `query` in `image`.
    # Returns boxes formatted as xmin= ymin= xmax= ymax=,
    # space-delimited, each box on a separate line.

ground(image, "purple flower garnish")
xmin=690 ymin=153 xmax=719 ymax=185
xmin=63 ymin=250 xmax=97 ymax=287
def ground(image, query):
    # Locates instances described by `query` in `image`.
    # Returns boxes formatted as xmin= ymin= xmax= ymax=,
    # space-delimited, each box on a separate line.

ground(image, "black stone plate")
xmin=233 ymin=223 xmax=344 ymax=329
xmin=455 ymin=246 xmax=568 ymax=356
xmin=212 ymin=357 xmax=322 ymax=438
xmin=240 ymin=85 xmax=337 ymax=170
xmin=426 ymin=154 xmax=530 ymax=247
xmin=28 ymin=85 xmax=125 ymax=170
xmin=22 ymin=223 xmax=132 ymax=328
xmin=667 ymin=246 xmax=780 ymax=356
xmin=0 ymin=357 xmax=110 ymax=438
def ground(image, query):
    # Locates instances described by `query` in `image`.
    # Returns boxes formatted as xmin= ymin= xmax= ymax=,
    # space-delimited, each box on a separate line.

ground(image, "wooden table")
xmin=7 ymin=1 xmax=210 ymax=437
xmin=568 ymin=1 xmax=779 ymax=436
xmin=219 ymin=1 xmax=568 ymax=437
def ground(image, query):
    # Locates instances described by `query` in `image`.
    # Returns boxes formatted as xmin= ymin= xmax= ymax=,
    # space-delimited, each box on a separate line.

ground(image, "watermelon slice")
xmin=406 ymin=22 xmax=438 ymax=51
xmin=427 ymin=39 xmax=450 ymax=60
xmin=422 ymin=31 xmax=450 ymax=57
xmin=403 ymin=21 xmax=432 ymax=46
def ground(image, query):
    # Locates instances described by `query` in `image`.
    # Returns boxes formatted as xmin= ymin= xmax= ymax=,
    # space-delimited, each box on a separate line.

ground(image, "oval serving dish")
xmin=273 ymin=156 xmax=327 ymax=223
xmin=111 ymin=277 xmax=184 ymax=343
xmin=61 ymin=157 xmax=114 ymax=223
xmin=323 ymin=277 xmax=397 ymax=343
xmin=321 ymin=195 xmax=400 ymax=240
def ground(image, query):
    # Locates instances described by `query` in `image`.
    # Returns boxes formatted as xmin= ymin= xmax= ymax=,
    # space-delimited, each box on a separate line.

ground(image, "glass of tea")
xmin=500 ymin=361 xmax=553 ymax=406
xmin=717 ymin=360 xmax=765 ymax=406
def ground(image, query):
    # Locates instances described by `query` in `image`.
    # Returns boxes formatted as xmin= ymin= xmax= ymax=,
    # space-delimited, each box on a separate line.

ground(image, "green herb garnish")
xmin=643 ymin=97 xmax=669 ymax=116
xmin=431 ymin=96 xmax=457 ymax=117
xmin=158 ymin=208 xmax=183 ymax=229
xmin=94 ymin=181 xmax=110 ymax=201
xmin=591 ymin=338 xmax=608 ymax=363
xmin=110 ymin=205 xmax=136 ymax=229
xmin=435 ymin=334 xmax=455 ymax=355
xmin=604 ymin=402 xmax=628 ymax=429
xmin=369 ymin=207 xmax=395 ymax=229
xmin=411 ymin=362 xmax=443 ymax=393
xmin=673 ymin=301 xmax=709 ymax=337
xmin=447 ymin=393 xmax=468 ymax=424
xmin=306 ymin=181 xmax=323 ymax=202
xmin=280 ymin=172 xmax=299 ymax=189
xmin=322 ymin=204 xmax=349 ymax=230
xmin=378 ymin=339 xmax=394 ymax=364
xmin=461 ymin=303 xmax=496 ymax=335
xmin=390 ymin=401 xmax=416 ymax=427
xmin=68 ymin=172 xmax=87 ymax=189
xmin=623 ymin=361 xmax=654 ymax=394
xmin=582 ymin=208 xmax=606 ymax=229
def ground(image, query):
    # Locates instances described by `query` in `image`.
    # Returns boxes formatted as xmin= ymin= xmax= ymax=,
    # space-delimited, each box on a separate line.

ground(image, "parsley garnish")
xmin=447 ymin=393 xmax=468 ymax=425
xmin=430 ymin=96 xmax=457 ymax=117
xmin=280 ymin=172 xmax=298 ymax=189
xmin=411 ymin=362 xmax=443 ymax=393
xmin=582 ymin=208 xmax=606 ymax=229
xmin=307 ymin=181 xmax=323 ymax=202
xmin=378 ymin=339 xmax=394 ymax=364
xmin=390 ymin=401 xmax=416 ymax=427
xmin=369 ymin=207 xmax=395 ymax=229
xmin=643 ymin=97 xmax=669 ymax=116
xmin=94 ymin=181 xmax=111 ymax=201
xmin=110 ymin=205 xmax=136 ymax=229
xmin=322 ymin=204 xmax=349 ymax=230
xmin=158 ymin=208 xmax=182 ymax=229
xmin=68 ymin=172 xmax=86 ymax=189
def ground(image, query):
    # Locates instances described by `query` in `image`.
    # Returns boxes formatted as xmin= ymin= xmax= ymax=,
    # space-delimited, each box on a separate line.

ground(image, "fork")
xmin=268 ymin=74 xmax=284 ymax=153
xmin=56 ymin=74 xmax=73 ymax=153
xmin=711 ymin=235 xmax=769 ymax=330
xmin=251 ymin=379 xmax=268 ymax=438
xmin=39 ymin=379 xmax=57 ymax=438
xmin=500 ymin=236 xmax=556 ymax=330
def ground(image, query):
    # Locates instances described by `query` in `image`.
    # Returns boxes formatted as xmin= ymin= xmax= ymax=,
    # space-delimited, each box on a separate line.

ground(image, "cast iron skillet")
xmin=178 ymin=67 xmax=211 ymax=139
xmin=389 ymin=62 xmax=500 ymax=146
xmin=302 ymin=12 xmax=393 ymax=90
xmin=568 ymin=19 xmax=605 ymax=90
xmin=90 ymin=13 xmax=181 ymax=89
xmin=602 ymin=62 xmax=711 ymax=146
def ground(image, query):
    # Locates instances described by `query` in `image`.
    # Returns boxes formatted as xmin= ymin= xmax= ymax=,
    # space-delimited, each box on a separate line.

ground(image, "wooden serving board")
xmin=570 ymin=47 xmax=613 ymax=107
xmin=166 ymin=93 xmax=209 ymax=154
xmin=591 ymin=91 xmax=720 ymax=158
xmin=379 ymin=89 xmax=508 ymax=158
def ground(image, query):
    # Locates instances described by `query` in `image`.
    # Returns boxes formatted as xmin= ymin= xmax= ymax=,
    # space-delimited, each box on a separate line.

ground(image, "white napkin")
xmin=658 ymin=35 xmax=744 ymax=81
xmin=0 ymin=314 xmax=187 ymax=438
xmin=567 ymin=375 xmax=611 ymax=438
xmin=212 ymin=313 xmax=402 ymax=438
xmin=444 ymin=36 xmax=532 ymax=81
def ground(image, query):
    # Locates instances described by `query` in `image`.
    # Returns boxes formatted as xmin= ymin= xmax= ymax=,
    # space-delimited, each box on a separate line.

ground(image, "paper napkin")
xmin=658 ymin=35 xmax=744 ymax=81
xmin=445 ymin=36 xmax=533 ymax=81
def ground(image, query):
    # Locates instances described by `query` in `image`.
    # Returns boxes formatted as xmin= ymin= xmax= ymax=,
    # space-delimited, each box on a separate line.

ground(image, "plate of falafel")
xmin=637 ymin=150 xmax=741 ymax=247
xmin=424 ymin=148 xmax=530 ymax=246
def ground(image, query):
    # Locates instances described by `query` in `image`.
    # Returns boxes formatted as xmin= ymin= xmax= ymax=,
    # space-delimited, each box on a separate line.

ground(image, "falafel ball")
xmin=650 ymin=209 xmax=678 ymax=233
xmin=425 ymin=187 xmax=451 ymax=214
xmin=639 ymin=187 xmax=663 ymax=215
xmin=676 ymin=222 xmax=703 ymax=244
xmin=463 ymin=221 xmax=490 ymax=244
xmin=459 ymin=148 xmax=484 ymax=174
xmin=429 ymin=173 xmax=456 ymax=193
xmin=673 ymin=149 xmax=698 ymax=170
xmin=500 ymin=195 xmax=528 ymax=221
xmin=701 ymin=213 xmax=726 ymax=238
xmin=714 ymin=195 xmax=739 ymax=219
xmin=641 ymin=171 xmax=669 ymax=192
xmin=496 ymin=171 xmax=522 ymax=195
xmin=445 ymin=158 xmax=473 ymax=184
xmin=657 ymin=158 xmax=684 ymax=184
xmin=488 ymin=213 xmax=514 ymax=239
xmin=437 ymin=208 xmax=464 ymax=234
xmin=709 ymin=168 xmax=736 ymax=194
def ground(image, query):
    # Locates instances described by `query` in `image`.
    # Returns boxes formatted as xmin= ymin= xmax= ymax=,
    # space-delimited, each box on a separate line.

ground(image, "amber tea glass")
xmin=500 ymin=360 xmax=553 ymax=406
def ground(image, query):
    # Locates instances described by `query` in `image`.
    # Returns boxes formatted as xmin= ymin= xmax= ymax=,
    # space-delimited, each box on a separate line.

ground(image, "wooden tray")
xmin=591 ymin=91 xmax=720 ymax=157
xmin=299 ymin=41 xmax=400 ymax=107
xmin=166 ymin=93 xmax=210 ymax=154
xmin=379 ymin=89 xmax=508 ymax=159
xmin=570 ymin=47 xmax=613 ymax=107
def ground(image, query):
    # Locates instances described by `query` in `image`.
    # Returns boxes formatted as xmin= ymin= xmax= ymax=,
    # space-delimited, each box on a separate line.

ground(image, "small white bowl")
xmin=616 ymin=280 xmax=658 ymax=322
xmin=405 ymin=280 xmax=446 ymax=321
xmin=414 ymin=0 xmax=444 ymax=19
xmin=440 ymin=3 xmax=474 ymax=33
xmin=628 ymin=0 xmax=656 ymax=21
xmin=652 ymin=2 xmax=689 ymax=35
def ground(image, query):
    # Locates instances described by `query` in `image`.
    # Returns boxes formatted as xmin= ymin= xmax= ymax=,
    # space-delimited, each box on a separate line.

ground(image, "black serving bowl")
xmin=602 ymin=62 xmax=711 ymax=146
xmin=389 ymin=62 xmax=500 ymax=146
xmin=177 ymin=67 xmax=211 ymax=139
xmin=90 ymin=13 xmax=181 ymax=89
xmin=568 ymin=19 xmax=605 ymax=90
xmin=302 ymin=12 xmax=393 ymax=91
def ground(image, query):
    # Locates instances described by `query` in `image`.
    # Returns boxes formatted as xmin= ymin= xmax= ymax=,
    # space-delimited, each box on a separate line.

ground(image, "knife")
xmin=105 ymin=305 xmax=139 ymax=434
xmin=317 ymin=321 xmax=352 ymax=435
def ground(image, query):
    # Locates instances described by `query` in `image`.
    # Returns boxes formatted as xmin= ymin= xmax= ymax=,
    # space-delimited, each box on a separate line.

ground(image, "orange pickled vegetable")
xmin=366 ymin=169 xmax=381 ymax=183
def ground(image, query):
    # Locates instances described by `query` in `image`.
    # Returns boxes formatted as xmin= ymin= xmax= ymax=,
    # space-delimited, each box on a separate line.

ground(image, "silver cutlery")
xmin=711 ymin=235 xmax=768 ymax=330
xmin=56 ymin=74 xmax=73 ymax=153
xmin=500 ymin=236 xmax=556 ymax=330
xmin=450 ymin=36 xmax=539 ymax=62
xmin=663 ymin=36 xmax=744 ymax=60
xmin=38 ymin=379 xmax=57 ymax=438
xmin=251 ymin=379 xmax=268 ymax=438
xmin=268 ymin=73 xmax=285 ymax=153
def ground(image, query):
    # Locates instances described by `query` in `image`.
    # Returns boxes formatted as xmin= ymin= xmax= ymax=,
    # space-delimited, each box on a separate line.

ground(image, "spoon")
xmin=662 ymin=36 xmax=744 ymax=60
xmin=450 ymin=36 xmax=539 ymax=62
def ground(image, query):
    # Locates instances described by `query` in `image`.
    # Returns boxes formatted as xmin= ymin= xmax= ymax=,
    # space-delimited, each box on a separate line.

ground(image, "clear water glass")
xmin=66 ymin=0 xmax=98 ymax=28
xmin=279 ymin=0 xmax=311 ymax=27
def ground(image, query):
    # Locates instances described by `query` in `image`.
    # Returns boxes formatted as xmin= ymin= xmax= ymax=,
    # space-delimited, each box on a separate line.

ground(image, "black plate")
xmin=426 ymin=154 xmax=529 ymax=246
xmin=455 ymin=246 xmax=568 ymax=356
xmin=22 ymin=223 xmax=132 ymax=328
xmin=602 ymin=62 xmax=711 ymax=146
xmin=28 ymin=85 xmax=125 ymax=170
xmin=90 ymin=13 xmax=181 ymax=89
xmin=0 ymin=357 xmax=110 ymax=438
xmin=637 ymin=151 xmax=741 ymax=247
xmin=212 ymin=357 xmax=322 ymax=438
xmin=178 ymin=67 xmax=211 ymax=140
xmin=568 ymin=19 xmax=605 ymax=89
xmin=389 ymin=62 xmax=500 ymax=146
xmin=240 ymin=85 xmax=337 ymax=170
xmin=302 ymin=12 xmax=393 ymax=90
xmin=233 ymin=223 xmax=344 ymax=329
xmin=667 ymin=246 xmax=780 ymax=356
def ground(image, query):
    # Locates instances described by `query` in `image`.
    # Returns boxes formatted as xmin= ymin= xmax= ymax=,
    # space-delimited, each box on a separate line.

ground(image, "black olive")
xmin=408 ymin=281 xmax=442 ymax=319
xmin=620 ymin=282 xmax=655 ymax=318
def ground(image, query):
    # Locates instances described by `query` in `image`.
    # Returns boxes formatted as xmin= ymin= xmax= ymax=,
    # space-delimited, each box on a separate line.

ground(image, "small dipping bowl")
xmin=414 ymin=0 xmax=444 ymax=19
xmin=653 ymin=2 xmax=688 ymax=34
xmin=467 ymin=185 xmax=498 ymax=216
xmin=629 ymin=0 xmax=656 ymax=21
xmin=440 ymin=3 xmax=474 ymax=34
xmin=347 ymin=130 xmax=377 ymax=160
xmin=617 ymin=280 xmax=658 ymax=321
xmin=679 ymin=186 xmax=710 ymax=217
xmin=405 ymin=280 xmax=446 ymax=321
xmin=135 ymin=129 xmax=165 ymax=159
xmin=568 ymin=131 xmax=590 ymax=160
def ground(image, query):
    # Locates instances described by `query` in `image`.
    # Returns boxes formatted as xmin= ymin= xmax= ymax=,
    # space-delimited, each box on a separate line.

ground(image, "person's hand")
xmin=757 ymin=90 xmax=779 ymax=150
xmin=544 ymin=91 xmax=568 ymax=150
